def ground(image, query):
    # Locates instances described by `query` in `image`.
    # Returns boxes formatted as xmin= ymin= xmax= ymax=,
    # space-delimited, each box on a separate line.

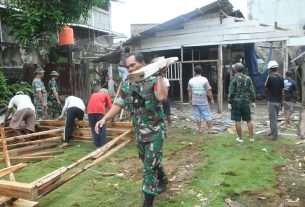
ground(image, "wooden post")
xmin=217 ymin=45 xmax=223 ymax=113
xmin=302 ymin=62 xmax=305 ymax=104
xmin=191 ymin=49 xmax=194 ymax=76
xmin=299 ymin=61 xmax=305 ymax=139
xmin=0 ymin=127 xmax=15 ymax=181
xmin=180 ymin=46 xmax=184 ymax=110
xmin=282 ymin=40 xmax=289 ymax=76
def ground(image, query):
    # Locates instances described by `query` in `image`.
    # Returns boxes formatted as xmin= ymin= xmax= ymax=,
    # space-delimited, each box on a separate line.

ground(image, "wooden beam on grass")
xmin=0 ymin=127 xmax=15 ymax=181
xmin=10 ymin=199 xmax=40 ymax=207
xmin=1 ymin=128 xmax=63 ymax=143
xmin=37 ymin=139 xmax=131 ymax=199
xmin=0 ymin=180 xmax=37 ymax=200
xmin=7 ymin=136 xmax=62 ymax=148
xmin=32 ymin=128 xmax=133 ymax=188
xmin=0 ymin=163 xmax=27 ymax=178
xmin=1 ymin=156 xmax=53 ymax=163
xmin=7 ymin=143 xmax=58 ymax=155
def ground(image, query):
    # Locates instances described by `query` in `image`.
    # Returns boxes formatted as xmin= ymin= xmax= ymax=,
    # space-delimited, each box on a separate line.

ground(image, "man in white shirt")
xmin=1 ymin=91 xmax=35 ymax=135
xmin=59 ymin=96 xmax=85 ymax=145
xmin=188 ymin=66 xmax=216 ymax=134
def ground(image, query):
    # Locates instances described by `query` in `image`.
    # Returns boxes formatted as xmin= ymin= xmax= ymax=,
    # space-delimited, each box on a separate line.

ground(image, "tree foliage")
xmin=0 ymin=0 xmax=105 ymax=51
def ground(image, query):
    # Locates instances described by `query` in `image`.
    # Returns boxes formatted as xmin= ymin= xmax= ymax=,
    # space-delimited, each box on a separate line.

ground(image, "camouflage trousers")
xmin=48 ymin=100 xmax=61 ymax=119
xmin=34 ymin=104 xmax=47 ymax=120
xmin=137 ymin=137 xmax=166 ymax=195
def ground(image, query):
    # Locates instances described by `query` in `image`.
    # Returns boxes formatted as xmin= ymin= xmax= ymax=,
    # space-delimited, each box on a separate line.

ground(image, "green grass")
xmin=8 ymin=129 xmax=292 ymax=207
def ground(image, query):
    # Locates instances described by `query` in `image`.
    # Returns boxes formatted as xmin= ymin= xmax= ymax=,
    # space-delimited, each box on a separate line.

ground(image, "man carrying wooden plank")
xmin=95 ymin=53 xmax=169 ymax=207
xmin=1 ymin=91 xmax=35 ymax=135
xmin=59 ymin=96 xmax=85 ymax=147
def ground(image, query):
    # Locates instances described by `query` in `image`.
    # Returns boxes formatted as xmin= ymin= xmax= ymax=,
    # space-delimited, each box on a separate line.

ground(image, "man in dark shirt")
xmin=265 ymin=60 xmax=284 ymax=140
xmin=283 ymin=71 xmax=298 ymax=126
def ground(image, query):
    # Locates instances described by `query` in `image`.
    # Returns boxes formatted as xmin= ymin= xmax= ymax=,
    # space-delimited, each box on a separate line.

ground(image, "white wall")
xmin=248 ymin=0 xmax=305 ymax=28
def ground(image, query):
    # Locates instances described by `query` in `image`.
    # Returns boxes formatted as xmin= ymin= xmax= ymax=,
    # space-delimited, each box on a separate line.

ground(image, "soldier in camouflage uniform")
xmin=48 ymin=71 xmax=61 ymax=119
xmin=95 ymin=53 xmax=168 ymax=207
xmin=32 ymin=67 xmax=48 ymax=120
xmin=228 ymin=63 xmax=256 ymax=143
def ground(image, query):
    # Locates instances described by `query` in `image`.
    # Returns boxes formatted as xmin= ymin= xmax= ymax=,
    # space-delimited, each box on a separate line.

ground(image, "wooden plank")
xmin=37 ymin=120 xmax=65 ymax=127
xmin=7 ymin=143 xmax=58 ymax=155
xmin=0 ymin=195 xmax=16 ymax=207
xmin=7 ymin=136 xmax=62 ymax=148
xmin=10 ymin=199 xmax=40 ymax=207
xmin=27 ymin=151 xmax=63 ymax=157
xmin=37 ymin=139 xmax=131 ymax=199
xmin=32 ymin=128 xmax=133 ymax=188
xmin=0 ymin=180 xmax=35 ymax=194
xmin=0 ymin=127 xmax=15 ymax=181
xmin=1 ymin=156 xmax=53 ymax=163
xmin=217 ymin=45 xmax=223 ymax=113
xmin=1 ymin=129 xmax=63 ymax=143
xmin=0 ymin=163 xmax=27 ymax=178
xmin=127 ymin=57 xmax=179 ymax=84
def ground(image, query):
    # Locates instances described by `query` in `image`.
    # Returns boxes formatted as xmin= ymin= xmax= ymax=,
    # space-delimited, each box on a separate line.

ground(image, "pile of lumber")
xmin=0 ymin=127 xmax=64 ymax=163
xmin=0 ymin=120 xmax=133 ymax=205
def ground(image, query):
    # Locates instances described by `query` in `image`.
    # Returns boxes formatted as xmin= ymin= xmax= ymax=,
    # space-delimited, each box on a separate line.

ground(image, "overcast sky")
xmin=111 ymin=0 xmax=247 ymax=38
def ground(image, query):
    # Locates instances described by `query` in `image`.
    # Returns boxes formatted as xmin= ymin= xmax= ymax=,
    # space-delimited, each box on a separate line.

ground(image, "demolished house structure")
xmin=124 ymin=0 xmax=305 ymax=112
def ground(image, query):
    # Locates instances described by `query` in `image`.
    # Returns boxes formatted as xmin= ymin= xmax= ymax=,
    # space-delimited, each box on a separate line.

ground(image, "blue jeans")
xmin=88 ymin=113 xmax=106 ymax=147
xmin=268 ymin=102 xmax=281 ymax=139
xmin=193 ymin=105 xmax=212 ymax=121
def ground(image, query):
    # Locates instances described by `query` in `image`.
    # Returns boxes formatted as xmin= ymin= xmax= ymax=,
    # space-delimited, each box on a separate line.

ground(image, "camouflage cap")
xmin=34 ymin=67 xmax=45 ymax=74
xmin=50 ymin=71 xmax=60 ymax=76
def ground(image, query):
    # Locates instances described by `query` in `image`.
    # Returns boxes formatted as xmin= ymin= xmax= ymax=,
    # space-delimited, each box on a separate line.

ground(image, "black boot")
xmin=143 ymin=192 xmax=155 ymax=207
xmin=157 ymin=167 xmax=168 ymax=194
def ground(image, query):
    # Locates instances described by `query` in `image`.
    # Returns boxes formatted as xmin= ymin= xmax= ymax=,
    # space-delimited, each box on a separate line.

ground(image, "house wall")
xmin=248 ymin=0 xmax=305 ymax=28
xmin=131 ymin=16 xmax=302 ymax=53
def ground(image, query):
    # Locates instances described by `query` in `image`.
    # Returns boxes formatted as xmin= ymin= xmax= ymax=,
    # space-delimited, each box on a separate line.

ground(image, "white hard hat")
xmin=267 ymin=60 xmax=278 ymax=69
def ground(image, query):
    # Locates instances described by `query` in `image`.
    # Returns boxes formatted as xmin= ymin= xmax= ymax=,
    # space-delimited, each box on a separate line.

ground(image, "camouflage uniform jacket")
xmin=228 ymin=73 xmax=256 ymax=103
xmin=32 ymin=78 xmax=47 ymax=106
xmin=114 ymin=77 xmax=166 ymax=142
xmin=48 ymin=79 xmax=59 ymax=102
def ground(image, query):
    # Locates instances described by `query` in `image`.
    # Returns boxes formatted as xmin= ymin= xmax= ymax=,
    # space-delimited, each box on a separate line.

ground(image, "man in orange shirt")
xmin=87 ymin=88 xmax=112 ymax=147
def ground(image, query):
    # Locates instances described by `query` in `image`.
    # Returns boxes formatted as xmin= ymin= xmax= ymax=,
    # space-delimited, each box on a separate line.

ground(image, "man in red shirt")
xmin=87 ymin=88 xmax=112 ymax=147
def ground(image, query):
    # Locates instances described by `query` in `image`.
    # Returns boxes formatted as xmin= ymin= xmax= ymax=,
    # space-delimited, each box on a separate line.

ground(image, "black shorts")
xmin=231 ymin=100 xmax=251 ymax=122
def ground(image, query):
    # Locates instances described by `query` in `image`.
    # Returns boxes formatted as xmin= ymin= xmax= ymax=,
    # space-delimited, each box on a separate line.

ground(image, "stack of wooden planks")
xmin=0 ymin=120 xmax=133 ymax=206
xmin=0 ymin=126 xmax=64 ymax=163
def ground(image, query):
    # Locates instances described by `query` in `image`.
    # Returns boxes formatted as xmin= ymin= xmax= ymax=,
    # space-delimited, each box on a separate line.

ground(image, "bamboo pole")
xmin=0 ymin=127 xmax=15 ymax=181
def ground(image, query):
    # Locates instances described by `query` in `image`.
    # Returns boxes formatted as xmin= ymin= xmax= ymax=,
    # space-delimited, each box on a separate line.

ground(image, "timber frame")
xmin=0 ymin=120 xmax=133 ymax=206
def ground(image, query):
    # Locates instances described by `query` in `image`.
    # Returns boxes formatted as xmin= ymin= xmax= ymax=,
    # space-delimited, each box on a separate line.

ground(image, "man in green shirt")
xmin=32 ymin=67 xmax=47 ymax=120
xmin=48 ymin=71 xmax=61 ymax=119
xmin=228 ymin=63 xmax=256 ymax=143
xmin=95 ymin=53 xmax=168 ymax=207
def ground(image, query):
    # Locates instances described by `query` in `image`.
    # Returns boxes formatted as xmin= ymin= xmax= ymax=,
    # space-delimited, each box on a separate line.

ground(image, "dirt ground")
xmin=131 ymin=100 xmax=304 ymax=207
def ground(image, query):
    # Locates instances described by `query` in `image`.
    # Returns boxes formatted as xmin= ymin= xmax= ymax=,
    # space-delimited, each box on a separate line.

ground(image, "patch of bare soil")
xmin=238 ymin=146 xmax=305 ymax=207
xmin=116 ymin=139 xmax=205 ymax=200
